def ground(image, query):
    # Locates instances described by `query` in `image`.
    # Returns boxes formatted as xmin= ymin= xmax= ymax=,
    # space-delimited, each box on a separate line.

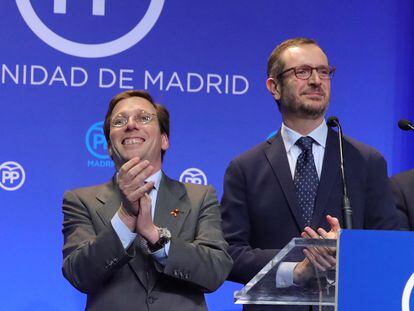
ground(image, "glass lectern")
xmin=234 ymin=238 xmax=337 ymax=309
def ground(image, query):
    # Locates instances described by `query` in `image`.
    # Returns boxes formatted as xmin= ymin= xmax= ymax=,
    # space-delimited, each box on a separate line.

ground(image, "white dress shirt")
xmin=280 ymin=120 xmax=328 ymax=179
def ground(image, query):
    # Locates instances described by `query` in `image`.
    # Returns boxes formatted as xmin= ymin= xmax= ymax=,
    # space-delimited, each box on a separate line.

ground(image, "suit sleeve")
xmin=62 ymin=190 xmax=133 ymax=293
xmin=390 ymin=177 xmax=410 ymax=230
xmin=220 ymin=160 xmax=277 ymax=284
xmin=363 ymin=151 xmax=401 ymax=230
xmin=161 ymin=186 xmax=233 ymax=292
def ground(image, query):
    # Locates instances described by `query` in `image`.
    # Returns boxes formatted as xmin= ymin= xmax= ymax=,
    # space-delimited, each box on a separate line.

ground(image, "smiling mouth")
xmin=122 ymin=137 xmax=145 ymax=145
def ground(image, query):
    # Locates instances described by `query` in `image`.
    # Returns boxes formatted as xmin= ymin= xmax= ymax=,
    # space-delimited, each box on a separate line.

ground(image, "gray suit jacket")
xmin=62 ymin=173 xmax=232 ymax=311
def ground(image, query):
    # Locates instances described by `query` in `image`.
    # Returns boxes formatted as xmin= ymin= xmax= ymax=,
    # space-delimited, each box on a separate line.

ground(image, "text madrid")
xmin=1 ymin=64 xmax=249 ymax=95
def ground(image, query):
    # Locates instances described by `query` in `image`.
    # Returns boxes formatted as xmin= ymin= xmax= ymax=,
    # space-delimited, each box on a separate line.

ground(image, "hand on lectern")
xmin=293 ymin=215 xmax=340 ymax=285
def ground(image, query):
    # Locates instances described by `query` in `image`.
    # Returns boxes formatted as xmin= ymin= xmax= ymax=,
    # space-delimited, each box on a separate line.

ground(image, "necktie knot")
xmin=296 ymin=136 xmax=314 ymax=152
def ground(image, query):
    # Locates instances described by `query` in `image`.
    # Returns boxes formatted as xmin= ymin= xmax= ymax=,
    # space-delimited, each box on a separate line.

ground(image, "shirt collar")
xmin=281 ymin=120 xmax=328 ymax=152
xmin=146 ymin=169 xmax=162 ymax=191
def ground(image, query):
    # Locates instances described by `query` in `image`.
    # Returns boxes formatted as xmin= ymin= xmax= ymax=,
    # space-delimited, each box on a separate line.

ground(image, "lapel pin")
xmin=170 ymin=208 xmax=180 ymax=217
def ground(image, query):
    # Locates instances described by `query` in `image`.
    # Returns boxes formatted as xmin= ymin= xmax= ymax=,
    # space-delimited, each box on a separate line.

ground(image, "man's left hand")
xmin=136 ymin=193 xmax=159 ymax=245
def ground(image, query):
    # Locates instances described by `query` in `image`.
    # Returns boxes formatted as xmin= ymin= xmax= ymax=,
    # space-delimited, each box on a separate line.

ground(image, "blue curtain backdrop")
xmin=1 ymin=1 xmax=413 ymax=310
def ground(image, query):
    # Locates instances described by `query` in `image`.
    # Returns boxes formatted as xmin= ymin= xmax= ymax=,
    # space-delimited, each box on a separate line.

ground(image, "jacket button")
xmin=147 ymin=296 xmax=155 ymax=304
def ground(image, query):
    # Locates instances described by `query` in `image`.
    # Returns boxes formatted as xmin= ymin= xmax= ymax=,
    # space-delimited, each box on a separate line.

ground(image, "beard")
xmin=279 ymin=86 xmax=329 ymax=119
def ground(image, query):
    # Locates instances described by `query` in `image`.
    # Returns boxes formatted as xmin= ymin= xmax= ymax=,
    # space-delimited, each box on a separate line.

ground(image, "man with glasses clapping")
xmin=220 ymin=37 xmax=400 ymax=311
xmin=62 ymin=90 xmax=232 ymax=311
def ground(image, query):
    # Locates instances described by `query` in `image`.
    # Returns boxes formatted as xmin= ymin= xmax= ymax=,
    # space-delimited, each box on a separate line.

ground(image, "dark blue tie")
xmin=294 ymin=136 xmax=319 ymax=227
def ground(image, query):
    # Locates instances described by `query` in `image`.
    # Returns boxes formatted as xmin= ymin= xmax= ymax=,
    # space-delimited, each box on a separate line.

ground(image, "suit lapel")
xmin=154 ymin=173 xmax=188 ymax=236
xmin=95 ymin=177 xmax=150 ymax=290
xmin=95 ymin=178 xmax=121 ymax=227
xmin=264 ymin=132 xmax=305 ymax=231
xmin=311 ymin=128 xmax=341 ymax=228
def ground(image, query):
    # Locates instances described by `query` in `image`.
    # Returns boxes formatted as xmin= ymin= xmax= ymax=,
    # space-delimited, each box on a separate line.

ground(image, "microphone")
xmin=398 ymin=119 xmax=414 ymax=131
xmin=326 ymin=116 xmax=339 ymax=128
xmin=326 ymin=116 xmax=353 ymax=229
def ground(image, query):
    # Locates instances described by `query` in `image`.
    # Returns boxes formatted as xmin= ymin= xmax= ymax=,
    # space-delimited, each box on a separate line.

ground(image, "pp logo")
xmin=179 ymin=168 xmax=208 ymax=185
xmin=402 ymin=273 xmax=414 ymax=311
xmin=0 ymin=161 xmax=26 ymax=191
xmin=85 ymin=121 xmax=109 ymax=159
xmin=16 ymin=0 xmax=165 ymax=58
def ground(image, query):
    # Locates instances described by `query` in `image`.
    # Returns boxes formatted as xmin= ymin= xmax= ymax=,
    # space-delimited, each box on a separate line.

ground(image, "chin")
xmin=300 ymin=104 xmax=327 ymax=118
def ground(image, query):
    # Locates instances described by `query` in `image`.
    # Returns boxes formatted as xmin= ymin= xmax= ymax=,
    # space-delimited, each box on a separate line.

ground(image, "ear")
xmin=161 ymin=133 xmax=169 ymax=151
xmin=266 ymin=78 xmax=281 ymax=101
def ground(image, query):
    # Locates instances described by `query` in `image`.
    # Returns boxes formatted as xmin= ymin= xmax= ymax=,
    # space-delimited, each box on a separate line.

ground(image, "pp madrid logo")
xmin=0 ymin=161 xmax=26 ymax=191
xmin=16 ymin=0 xmax=165 ymax=58
xmin=179 ymin=168 xmax=208 ymax=185
xmin=86 ymin=121 xmax=108 ymax=159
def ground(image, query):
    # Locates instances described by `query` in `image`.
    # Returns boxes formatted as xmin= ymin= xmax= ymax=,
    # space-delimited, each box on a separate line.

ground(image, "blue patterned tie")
xmin=294 ymin=136 xmax=319 ymax=227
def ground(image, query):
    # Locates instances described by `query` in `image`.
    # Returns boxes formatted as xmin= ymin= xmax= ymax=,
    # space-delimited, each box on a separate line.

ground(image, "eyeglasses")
xmin=277 ymin=65 xmax=336 ymax=80
xmin=111 ymin=110 xmax=157 ymax=127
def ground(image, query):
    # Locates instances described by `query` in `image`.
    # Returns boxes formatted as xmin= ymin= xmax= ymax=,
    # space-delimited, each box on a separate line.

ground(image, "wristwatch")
xmin=148 ymin=227 xmax=171 ymax=252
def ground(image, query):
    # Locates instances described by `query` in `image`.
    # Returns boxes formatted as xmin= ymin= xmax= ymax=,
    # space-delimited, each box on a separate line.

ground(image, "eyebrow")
xmin=296 ymin=64 xmax=329 ymax=68
xmin=113 ymin=109 xmax=152 ymax=116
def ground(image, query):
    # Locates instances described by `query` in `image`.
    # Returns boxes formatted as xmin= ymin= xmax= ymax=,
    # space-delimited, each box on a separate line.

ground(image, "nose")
xmin=126 ymin=116 xmax=141 ymax=130
xmin=308 ymin=68 xmax=322 ymax=85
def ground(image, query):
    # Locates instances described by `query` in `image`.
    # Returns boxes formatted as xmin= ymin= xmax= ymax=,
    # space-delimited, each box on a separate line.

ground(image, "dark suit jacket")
xmin=390 ymin=169 xmax=414 ymax=230
xmin=62 ymin=173 xmax=232 ymax=311
xmin=221 ymin=129 xmax=400 ymax=311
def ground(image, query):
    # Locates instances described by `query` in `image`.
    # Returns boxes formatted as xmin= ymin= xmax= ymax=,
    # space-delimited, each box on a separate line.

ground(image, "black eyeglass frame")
xmin=277 ymin=65 xmax=336 ymax=80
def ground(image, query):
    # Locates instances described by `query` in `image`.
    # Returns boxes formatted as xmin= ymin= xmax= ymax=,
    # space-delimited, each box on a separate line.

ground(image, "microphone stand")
xmin=327 ymin=117 xmax=353 ymax=229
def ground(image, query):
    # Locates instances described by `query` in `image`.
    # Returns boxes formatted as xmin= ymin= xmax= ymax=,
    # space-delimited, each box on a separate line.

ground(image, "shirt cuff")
xmin=150 ymin=241 xmax=170 ymax=266
xmin=111 ymin=212 xmax=137 ymax=249
xmin=275 ymin=262 xmax=298 ymax=288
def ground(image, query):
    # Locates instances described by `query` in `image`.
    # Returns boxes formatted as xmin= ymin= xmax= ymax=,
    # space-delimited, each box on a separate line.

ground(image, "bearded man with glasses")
xmin=62 ymin=90 xmax=232 ymax=311
xmin=220 ymin=37 xmax=400 ymax=311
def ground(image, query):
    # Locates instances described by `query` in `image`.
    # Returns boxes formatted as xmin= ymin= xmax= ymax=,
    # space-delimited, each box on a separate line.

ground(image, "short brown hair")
xmin=103 ymin=90 xmax=170 ymax=160
xmin=267 ymin=37 xmax=319 ymax=79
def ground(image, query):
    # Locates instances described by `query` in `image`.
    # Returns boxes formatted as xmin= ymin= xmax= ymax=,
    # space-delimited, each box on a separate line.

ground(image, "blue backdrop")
xmin=1 ymin=1 xmax=414 ymax=310
xmin=338 ymin=230 xmax=414 ymax=310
